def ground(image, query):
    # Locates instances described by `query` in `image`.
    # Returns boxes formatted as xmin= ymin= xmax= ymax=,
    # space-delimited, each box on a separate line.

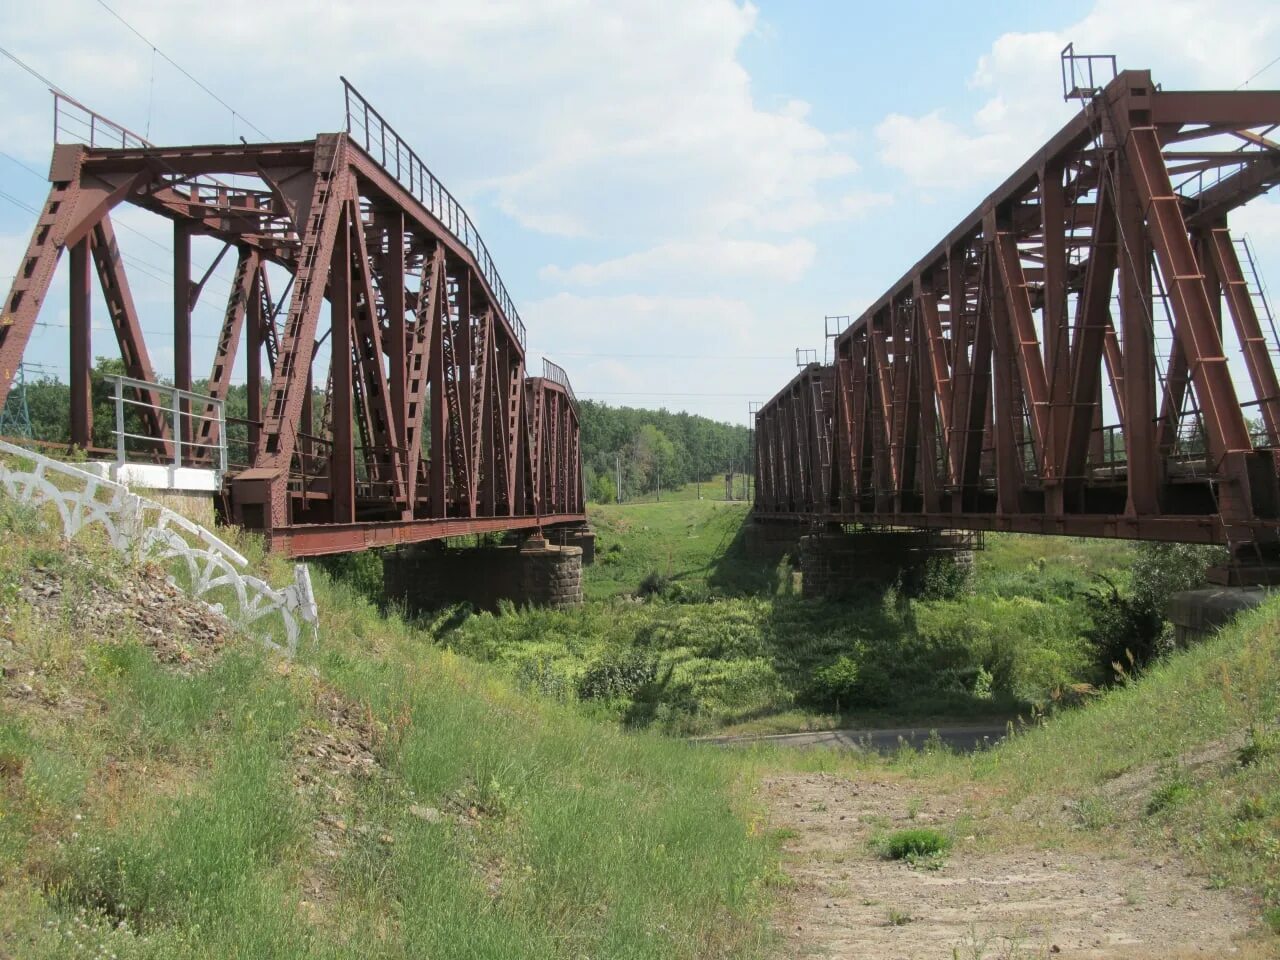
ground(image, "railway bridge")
xmin=754 ymin=54 xmax=1280 ymax=586
xmin=0 ymin=83 xmax=584 ymax=563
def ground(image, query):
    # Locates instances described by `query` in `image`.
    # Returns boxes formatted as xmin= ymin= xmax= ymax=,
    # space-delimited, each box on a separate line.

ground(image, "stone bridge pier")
xmin=797 ymin=528 xmax=978 ymax=599
xmin=384 ymin=530 xmax=586 ymax=614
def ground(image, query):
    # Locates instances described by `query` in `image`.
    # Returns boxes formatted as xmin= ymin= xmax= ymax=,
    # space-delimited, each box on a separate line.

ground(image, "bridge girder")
xmin=754 ymin=70 xmax=1280 ymax=573
xmin=0 ymin=90 xmax=584 ymax=555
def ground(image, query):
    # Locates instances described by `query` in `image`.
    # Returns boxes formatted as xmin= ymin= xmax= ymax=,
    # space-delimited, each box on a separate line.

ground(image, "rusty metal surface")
xmin=754 ymin=65 xmax=1280 ymax=561
xmin=0 ymin=85 xmax=584 ymax=557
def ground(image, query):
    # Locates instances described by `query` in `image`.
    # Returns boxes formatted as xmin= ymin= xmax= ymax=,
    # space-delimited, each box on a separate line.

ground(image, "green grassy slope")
xmin=587 ymin=483 xmax=759 ymax=601
xmin=880 ymin=594 xmax=1280 ymax=927
xmin=440 ymin=488 xmax=1134 ymax=736
xmin=0 ymin=494 xmax=775 ymax=959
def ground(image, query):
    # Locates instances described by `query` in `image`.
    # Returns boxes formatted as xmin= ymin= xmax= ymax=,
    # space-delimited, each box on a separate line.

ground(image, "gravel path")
xmin=765 ymin=772 xmax=1263 ymax=959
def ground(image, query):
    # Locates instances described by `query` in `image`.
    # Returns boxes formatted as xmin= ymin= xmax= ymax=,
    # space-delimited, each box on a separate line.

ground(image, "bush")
xmin=1085 ymin=542 xmax=1226 ymax=678
xmin=577 ymin=651 xmax=658 ymax=701
xmin=802 ymin=655 xmax=891 ymax=711
xmin=637 ymin=571 xmax=670 ymax=597
xmin=916 ymin=555 xmax=972 ymax=600
xmin=881 ymin=828 xmax=950 ymax=861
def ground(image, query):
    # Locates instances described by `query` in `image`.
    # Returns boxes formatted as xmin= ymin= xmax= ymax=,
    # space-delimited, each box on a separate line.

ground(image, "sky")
xmin=2 ymin=0 xmax=1279 ymax=428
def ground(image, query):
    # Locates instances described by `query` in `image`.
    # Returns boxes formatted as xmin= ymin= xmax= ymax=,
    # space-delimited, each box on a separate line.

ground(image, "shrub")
xmin=577 ymin=651 xmax=658 ymax=701
xmin=916 ymin=555 xmax=972 ymax=600
xmin=1238 ymin=726 xmax=1280 ymax=767
xmin=880 ymin=828 xmax=950 ymax=862
xmin=804 ymin=656 xmax=859 ymax=709
xmin=1085 ymin=542 xmax=1226 ymax=678
xmin=637 ymin=571 xmax=670 ymax=597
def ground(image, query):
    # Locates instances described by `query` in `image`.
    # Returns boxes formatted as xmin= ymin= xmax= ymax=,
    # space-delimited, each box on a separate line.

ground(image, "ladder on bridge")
xmin=1234 ymin=235 xmax=1280 ymax=364
xmin=810 ymin=373 xmax=832 ymax=507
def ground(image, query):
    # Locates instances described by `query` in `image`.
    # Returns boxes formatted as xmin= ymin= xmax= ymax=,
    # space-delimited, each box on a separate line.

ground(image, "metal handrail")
xmin=53 ymin=90 xmax=152 ymax=150
xmin=1060 ymin=43 xmax=1117 ymax=101
xmin=341 ymin=77 xmax=526 ymax=347
xmin=107 ymin=375 xmax=226 ymax=474
xmin=541 ymin=357 xmax=577 ymax=407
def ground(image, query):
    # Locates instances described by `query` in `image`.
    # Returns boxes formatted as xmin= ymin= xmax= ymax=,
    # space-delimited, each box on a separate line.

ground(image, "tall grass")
xmin=0 ymin=491 xmax=776 ymax=959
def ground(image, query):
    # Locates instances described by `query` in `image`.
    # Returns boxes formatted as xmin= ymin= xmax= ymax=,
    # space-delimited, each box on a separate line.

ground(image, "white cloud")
xmin=541 ymin=238 xmax=818 ymax=286
xmin=0 ymin=0 xmax=870 ymax=244
xmin=523 ymin=290 xmax=806 ymax=416
xmin=876 ymin=0 xmax=1280 ymax=191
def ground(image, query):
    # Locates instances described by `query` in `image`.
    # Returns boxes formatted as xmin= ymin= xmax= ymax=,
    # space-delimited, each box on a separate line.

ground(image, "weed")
xmin=637 ymin=571 xmax=671 ymax=597
xmin=886 ymin=907 xmax=913 ymax=926
xmin=1263 ymin=906 xmax=1280 ymax=935
xmin=881 ymin=828 xmax=951 ymax=864
xmin=1147 ymin=771 xmax=1195 ymax=816
xmin=1238 ymin=725 xmax=1280 ymax=767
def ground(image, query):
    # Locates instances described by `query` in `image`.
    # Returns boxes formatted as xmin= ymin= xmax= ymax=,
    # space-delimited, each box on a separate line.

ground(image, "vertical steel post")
xmin=173 ymin=223 xmax=192 ymax=465
xmin=247 ymin=268 xmax=262 ymax=455
xmin=114 ymin=376 xmax=124 ymax=467
xmin=331 ymin=203 xmax=355 ymax=523
xmin=171 ymin=385 xmax=182 ymax=468
xmin=69 ymin=237 xmax=93 ymax=450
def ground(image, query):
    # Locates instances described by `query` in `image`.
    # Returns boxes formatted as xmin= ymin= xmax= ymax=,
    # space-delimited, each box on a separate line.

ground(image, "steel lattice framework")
xmin=755 ymin=63 xmax=1280 ymax=579
xmin=0 ymin=85 xmax=583 ymax=556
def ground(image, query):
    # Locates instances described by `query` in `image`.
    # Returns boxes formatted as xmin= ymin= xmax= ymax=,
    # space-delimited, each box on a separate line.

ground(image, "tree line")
xmin=577 ymin=400 xmax=750 ymax=503
xmin=4 ymin=363 xmax=753 ymax=503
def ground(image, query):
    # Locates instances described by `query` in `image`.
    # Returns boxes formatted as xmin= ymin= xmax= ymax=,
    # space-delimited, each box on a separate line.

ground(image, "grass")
xmin=430 ymin=486 xmax=1131 ymax=736
xmin=883 ymin=591 xmax=1280 ymax=926
xmin=0 ymin=490 xmax=778 ymax=959
xmin=587 ymin=484 xmax=761 ymax=600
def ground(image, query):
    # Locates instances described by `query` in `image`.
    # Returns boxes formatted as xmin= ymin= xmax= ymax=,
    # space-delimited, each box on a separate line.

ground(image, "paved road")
xmin=695 ymin=724 xmax=1010 ymax=754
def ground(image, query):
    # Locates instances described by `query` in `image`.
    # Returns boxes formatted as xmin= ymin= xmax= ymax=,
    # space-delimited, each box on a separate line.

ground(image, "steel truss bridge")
xmin=754 ymin=56 xmax=1280 ymax=582
xmin=0 ymin=83 xmax=583 ymax=556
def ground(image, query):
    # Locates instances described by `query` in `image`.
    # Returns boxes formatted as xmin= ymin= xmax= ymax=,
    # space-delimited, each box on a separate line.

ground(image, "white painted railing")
xmin=0 ymin=439 xmax=317 ymax=656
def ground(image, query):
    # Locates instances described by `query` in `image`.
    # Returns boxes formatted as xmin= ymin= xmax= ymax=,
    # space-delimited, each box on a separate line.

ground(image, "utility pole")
xmin=616 ymin=452 xmax=622 ymax=504
xmin=657 ymin=467 xmax=661 ymax=502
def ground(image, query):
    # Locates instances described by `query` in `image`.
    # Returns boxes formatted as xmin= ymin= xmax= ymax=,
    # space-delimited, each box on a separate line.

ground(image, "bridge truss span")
xmin=0 ymin=86 xmax=584 ymax=555
xmin=754 ymin=67 xmax=1280 ymax=579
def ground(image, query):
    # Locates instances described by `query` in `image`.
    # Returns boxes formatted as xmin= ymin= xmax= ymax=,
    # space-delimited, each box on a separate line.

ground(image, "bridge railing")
xmin=53 ymin=90 xmax=151 ymax=150
xmin=341 ymin=77 xmax=526 ymax=347
xmin=541 ymin=358 xmax=577 ymax=407
xmin=106 ymin=375 xmax=227 ymax=474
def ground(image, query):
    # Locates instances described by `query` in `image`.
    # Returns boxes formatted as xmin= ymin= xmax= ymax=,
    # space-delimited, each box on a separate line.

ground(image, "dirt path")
xmin=702 ymin=725 xmax=1009 ymax=754
xmin=765 ymin=772 xmax=1264 ymax=960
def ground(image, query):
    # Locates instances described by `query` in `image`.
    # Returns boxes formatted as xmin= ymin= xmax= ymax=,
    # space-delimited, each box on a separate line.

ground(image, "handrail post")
xmin=172 ymin=385 xmax=182 ymax=468
xmin=114 ymin=377 xmax=125 ymax=468
xmin=218 ymin=397 xmax=227 ymax=475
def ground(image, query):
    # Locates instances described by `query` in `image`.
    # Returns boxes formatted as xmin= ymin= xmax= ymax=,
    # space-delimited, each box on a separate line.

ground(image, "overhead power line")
xmin=93 ymin=0 xmax=270 ymax=140
xmin=1237 ymin=53 xmax=1280 ymax=89
xmin=0 ymin=44 xmax=66 ymax=94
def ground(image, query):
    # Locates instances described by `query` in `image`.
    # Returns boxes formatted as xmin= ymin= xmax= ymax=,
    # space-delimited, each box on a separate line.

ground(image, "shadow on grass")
xmin=704 ymin=514 xmax=791 ymax=597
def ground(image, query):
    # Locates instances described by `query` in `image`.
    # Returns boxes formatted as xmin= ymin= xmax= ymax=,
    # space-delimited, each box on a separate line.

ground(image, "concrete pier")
xmin=797 ymin=528 xmax=976 ymax=599
xmin=384 ymin=534 xmax=584 ymax=613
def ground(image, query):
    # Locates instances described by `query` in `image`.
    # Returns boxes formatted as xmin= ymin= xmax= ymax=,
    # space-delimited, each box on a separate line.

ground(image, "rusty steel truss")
xmin=755 ymin=60 xmax=1280 ymax=579
xmin=0 ymin=85 xmax=583 ymax=556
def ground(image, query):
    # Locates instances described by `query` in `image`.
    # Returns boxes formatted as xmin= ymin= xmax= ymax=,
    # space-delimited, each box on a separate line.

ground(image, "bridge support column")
xmin=797 ymin=529 xmax=977 ymax=600
xmin=743 ymin=520 xmax=804 ymax=560
xmin=1166 ymin=587 xmax=1272 ymax=647
xmin=546 ymin=523 xmax=596 ymax=564
xmin=384 ymin=534 xmax=583 ymax=613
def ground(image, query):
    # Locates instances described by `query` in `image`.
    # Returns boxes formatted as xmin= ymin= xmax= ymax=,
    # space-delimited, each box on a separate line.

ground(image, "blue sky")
xmin=2 ymin=0 xmax=1278 ymax=425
